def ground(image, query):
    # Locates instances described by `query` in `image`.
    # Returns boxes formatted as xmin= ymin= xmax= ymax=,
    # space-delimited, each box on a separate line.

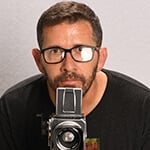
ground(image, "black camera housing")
xmin=48 ymin=88 xmax=87 ymax=150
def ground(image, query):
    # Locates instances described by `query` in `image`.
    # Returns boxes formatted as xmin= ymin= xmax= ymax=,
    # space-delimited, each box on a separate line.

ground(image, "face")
xmin=33 ymin=20 xmax=103 ymax=97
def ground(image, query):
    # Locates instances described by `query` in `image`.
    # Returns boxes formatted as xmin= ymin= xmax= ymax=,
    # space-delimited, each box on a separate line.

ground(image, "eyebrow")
xmin=41 ymin=44 xmax=94 ymax=51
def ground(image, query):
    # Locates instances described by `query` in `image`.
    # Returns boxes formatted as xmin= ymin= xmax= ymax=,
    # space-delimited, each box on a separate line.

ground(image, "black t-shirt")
xmin=0 ymin=69 xmax=150 ymax=150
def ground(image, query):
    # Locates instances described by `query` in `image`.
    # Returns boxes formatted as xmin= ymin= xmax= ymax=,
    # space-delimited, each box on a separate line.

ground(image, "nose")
xmin=60 ymin=52 xmax=77 ymax=72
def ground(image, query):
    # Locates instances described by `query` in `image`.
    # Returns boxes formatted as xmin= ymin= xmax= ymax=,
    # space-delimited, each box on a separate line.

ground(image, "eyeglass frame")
xmin=40 ymin=45 xmax=99 ymax=64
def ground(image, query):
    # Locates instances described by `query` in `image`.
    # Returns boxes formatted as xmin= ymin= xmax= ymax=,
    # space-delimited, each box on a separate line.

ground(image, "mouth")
xmin=59 ymin=79 xmax=81 ymax=87
xmin=54 ymin=72 xmax=85 ymax=88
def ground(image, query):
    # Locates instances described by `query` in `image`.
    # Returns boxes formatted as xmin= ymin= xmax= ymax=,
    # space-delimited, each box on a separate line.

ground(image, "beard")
xmin=46 ymin=65 xmax=98 ymax=96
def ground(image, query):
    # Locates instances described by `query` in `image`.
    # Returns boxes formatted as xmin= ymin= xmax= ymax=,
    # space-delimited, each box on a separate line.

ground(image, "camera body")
xmin=48 ymin=87 xmax=87 ymax=150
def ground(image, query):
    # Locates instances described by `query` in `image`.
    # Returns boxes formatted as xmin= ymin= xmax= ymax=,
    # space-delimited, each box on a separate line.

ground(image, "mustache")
xmin=54 ymin=72 xmax=86 ymax=83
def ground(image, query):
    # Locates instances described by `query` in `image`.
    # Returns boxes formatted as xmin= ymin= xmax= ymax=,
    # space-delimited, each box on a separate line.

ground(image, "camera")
xmin=48 ymin=87 xmax=87 ymax=150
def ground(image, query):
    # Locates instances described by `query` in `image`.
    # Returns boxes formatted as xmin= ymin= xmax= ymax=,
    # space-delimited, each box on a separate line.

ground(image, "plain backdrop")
xmin=0 ymin=0 xmax=150 ymax=96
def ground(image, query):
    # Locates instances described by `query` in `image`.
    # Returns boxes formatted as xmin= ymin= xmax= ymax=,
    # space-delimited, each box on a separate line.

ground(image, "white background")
xmin=0 ymin=0 xmax=150 ymax=96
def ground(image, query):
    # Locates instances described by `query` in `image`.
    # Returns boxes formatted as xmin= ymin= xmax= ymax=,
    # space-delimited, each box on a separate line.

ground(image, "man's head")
xmin=37 ymin=1 xmax=103 ymax=49
xmin=32 ymin=1 xmax=107 ymax=100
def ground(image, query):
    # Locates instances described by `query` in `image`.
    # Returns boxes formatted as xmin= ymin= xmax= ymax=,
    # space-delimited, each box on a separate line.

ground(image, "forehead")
xmin=42 ymin=20 xmax=96 ymax=48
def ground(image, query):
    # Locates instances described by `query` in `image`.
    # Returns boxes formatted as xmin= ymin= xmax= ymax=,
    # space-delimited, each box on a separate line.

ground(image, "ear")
xmin=97 ymin=47 xmax=108 ymax=71
xmin=32 ymin=48 xmax=46 ymax=74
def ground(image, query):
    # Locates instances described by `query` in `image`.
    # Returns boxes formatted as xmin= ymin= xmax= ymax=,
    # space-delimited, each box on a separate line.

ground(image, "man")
xmin=0 ymin=1 xmax=150 ymax=150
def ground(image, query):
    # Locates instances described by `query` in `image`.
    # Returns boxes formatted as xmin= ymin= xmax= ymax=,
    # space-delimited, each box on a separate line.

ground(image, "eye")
xmin=76 ymin=46 xmax=84 ymax=52
xmin=49 ymin=48 xmax=62 ymax=54
xmin=73 ymin=47 xmax=84 ymax=55
xmin=76 ymin=46 xmax=93 ymax=53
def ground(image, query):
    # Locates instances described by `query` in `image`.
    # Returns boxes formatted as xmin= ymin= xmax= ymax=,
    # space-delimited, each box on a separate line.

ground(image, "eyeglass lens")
xmin=42 ymin=46 xmax=97 ymax=64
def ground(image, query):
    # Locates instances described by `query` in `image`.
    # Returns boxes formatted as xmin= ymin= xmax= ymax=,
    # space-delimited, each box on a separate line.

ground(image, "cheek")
xmin=43 ymin=64 xmax=61 ymax=78
xmin=78 ymin=66 xmax=93 ymax=81
xmin=80 ymin=61 xmax=98 ymax=76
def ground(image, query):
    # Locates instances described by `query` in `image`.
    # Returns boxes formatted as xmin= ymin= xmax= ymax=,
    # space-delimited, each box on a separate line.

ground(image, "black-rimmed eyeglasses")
xmin=40 ymin=45 xmax=99 ymax=64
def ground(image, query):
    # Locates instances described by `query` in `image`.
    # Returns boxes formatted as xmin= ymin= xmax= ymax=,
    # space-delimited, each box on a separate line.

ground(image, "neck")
xmin=47 ymin=71 xmax=108 ymax=116
xmin=82 ymin=71 xmax=107 ymax=116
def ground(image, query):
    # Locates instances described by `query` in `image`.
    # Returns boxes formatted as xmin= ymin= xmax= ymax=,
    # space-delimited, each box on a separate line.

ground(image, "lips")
xmin=59 ymin=79 xmax=81 ymax=87
xmin=54 ymin=72 xmax=86 ymax=87
xmin=56 ymin=72 xmax=80 ymax=82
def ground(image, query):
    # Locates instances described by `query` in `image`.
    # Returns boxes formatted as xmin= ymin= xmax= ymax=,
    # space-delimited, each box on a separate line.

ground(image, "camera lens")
xmin=62 ymin=131 xmax=75 ymax=142
xmin=56 ymin=127 xmax=82 ymax=149
xmin=50 ymin=120 xmax=85 ymax=150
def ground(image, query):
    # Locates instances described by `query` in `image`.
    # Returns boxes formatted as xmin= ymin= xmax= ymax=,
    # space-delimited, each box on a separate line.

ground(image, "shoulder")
xmin=103 ymin=69 xmax=150 ymax=92
xmin=0 ymin=74 xmax=46 ymax=100
xmin=101 ymin=69 xmax=150 ymax=119
xmin=102 ymin=69 xmax=150 ymax=107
